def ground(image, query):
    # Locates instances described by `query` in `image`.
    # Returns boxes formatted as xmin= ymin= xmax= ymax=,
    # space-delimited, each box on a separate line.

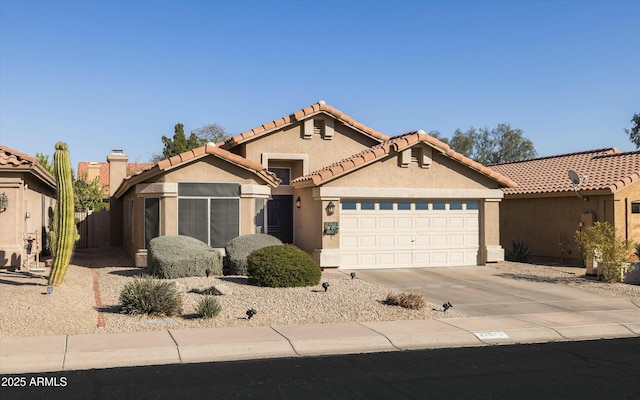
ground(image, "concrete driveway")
xmin=353 ymin=266 xmax=638 ymax=317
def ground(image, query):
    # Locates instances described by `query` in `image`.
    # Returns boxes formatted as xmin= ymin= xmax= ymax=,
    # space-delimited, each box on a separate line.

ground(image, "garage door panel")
xmin=359 ymin=236 xmax=376 ymax=247
xmin=340 ymin=200 xmax=480 ymax=269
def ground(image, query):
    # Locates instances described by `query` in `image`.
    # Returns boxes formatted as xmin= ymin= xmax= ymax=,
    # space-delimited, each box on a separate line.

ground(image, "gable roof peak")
xmin=221 ymin=101 xmax=390 ymax=149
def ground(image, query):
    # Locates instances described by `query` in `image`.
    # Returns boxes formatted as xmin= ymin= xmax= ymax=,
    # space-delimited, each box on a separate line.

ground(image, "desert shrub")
xmin=148 ymin=235 xmax=223 ymax=279
xmin=575 ymin=222 xmax=632 ymax=283
xmin=385 ymin=291 xmax=426 ymax=310
xmin=225 ymin=234 xmax=283 ymax=275
xmin=635 ymin=243 xmax=640 ymax=262
xmin=247 ymin=244 xmax=321 ymax=287
xmin=505 ymin=239 xmax=531 ymax=262
xmin=195 ymin=296 xmax=222 ymax=319
xmin=119 ymin=276 xmax=182 ymax=316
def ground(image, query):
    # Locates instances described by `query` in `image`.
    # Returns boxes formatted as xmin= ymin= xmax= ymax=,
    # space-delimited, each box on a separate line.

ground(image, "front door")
xmin=267 ymin=195 xmax=293 ymax=243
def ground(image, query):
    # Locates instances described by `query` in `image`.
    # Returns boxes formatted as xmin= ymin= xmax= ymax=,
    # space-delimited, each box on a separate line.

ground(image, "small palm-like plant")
xmin=195 ymin=296 xmax=222 ymax=319
xmin=119 ymin=277 xmax=182 ymax=316
xmin=505 ymin=239 xmax=531 ymax=263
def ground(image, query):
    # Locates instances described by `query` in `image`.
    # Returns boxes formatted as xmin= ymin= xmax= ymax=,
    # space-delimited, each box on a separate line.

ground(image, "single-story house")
xmin=490 ymin=148 xmax=640 ymax=267
xmin=110 ymin=101 xmax=516 ymax=269
xmin=0 ymin=145 xmax=56 ymax=269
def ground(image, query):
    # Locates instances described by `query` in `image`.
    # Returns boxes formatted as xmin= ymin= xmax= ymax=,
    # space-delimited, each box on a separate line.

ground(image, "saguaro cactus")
xmin=48 ymin=142 xmax=75 ymax=286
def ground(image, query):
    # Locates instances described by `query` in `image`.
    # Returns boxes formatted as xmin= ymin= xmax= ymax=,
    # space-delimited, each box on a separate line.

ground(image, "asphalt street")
xmin=2 ymin=337 xmax=639 ymax=400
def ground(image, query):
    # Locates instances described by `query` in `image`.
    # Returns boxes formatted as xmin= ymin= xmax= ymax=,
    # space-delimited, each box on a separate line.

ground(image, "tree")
xmin=575 ymin=222 xmax=632 ymax=283
xmin=192 ymin=123 xmax=230 ymax=144
xmin=448 ymin=123 xmax=537 ymax=165
xmin=36 ymin=152 xmax=55 ymax=176
xmin=625 ymin=113 xmax=640 ymax=149
xmin=151 ymin=122 xmax=228 ymax=163
xmin=74 ymin=172 xmax=108 ymax=212
xmin=160 ymin=123 xmax=200 ymax=159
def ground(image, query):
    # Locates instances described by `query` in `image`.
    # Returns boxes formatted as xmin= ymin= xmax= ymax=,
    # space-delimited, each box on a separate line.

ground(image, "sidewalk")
xmin=2 ymin=310 xmax=639 ymax=374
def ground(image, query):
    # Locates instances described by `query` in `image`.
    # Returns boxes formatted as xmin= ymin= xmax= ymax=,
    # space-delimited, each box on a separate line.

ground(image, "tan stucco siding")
xmin=241 ymin=120 xmax=380 ymax=174
xmin=0 ymin=173 xmax=56 ymax=267
xmin=614 ymin=183 xmax=640 ymax=244
xmin=323 ymin=152 xmax=499 ymax=190
xmin=499 ymin=194 xmax=615 ymax=263
xmin=292 ymin=187 xmax=323 ymax=254
xmin=158 ymin=157 xmax=263 ymax=184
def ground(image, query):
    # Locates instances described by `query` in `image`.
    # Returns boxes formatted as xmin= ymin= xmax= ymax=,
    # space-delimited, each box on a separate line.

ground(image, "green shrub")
xmin=148 ymin=235 xmax=223 ymax=279
xmin=195 ymin=296 xmax=222 ymax=319
xmin=247 ymin=244 xmax=321 ymax=287
xmin=225 ymin=234 xmax=283 ymax=275
xmin=385 ymin=291 xmax=426 ymax=310
xmin=576 ymin=222 xmax=632 ymax=283
xmin=505 ymin=239 xmax=531 ymax=262
xmin=119 ymin=276 xmax=182 ymax=316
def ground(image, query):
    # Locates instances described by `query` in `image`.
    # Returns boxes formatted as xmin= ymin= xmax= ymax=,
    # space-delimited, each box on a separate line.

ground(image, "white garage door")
xmin=340 ymin=200 xmax=479 ymax=269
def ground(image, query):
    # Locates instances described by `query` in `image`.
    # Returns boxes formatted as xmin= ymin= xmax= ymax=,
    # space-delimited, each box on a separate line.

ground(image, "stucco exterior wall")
xmin=292 ymin=187 xmax=323 ymax=255
xmin=499 ymin=193 xmax=615 ymax=264
xmin=0 ymin=174 xmax=56 ymax=268
xmin=613 ymin=183 xmax=640 ymax=244
xmin=240 ymin=118 xmax=380 ymax=174
xmin=323 ymin=150 xmax=499 ymax=190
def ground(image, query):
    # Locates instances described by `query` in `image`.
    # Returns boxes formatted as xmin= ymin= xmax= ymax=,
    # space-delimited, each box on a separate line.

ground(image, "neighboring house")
xmin=77 ymin=156 xmax=153 ymax=198
xmin=110 ymin=101 xmax=515 ymax=269
xmin=490 ymin=148 xmax=640 ymax=267
xmin=0 ymin=145 xmax=56 ymax=269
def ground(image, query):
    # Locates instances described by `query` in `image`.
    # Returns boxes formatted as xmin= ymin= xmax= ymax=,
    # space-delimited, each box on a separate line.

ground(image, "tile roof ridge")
xmin=221 ymin=101 xmax=390 ymax=149
xmin=592 ymin=149 xmax=640 ymax=159
xmin=0 ymin=145 xmax=38 ymax=165
xmin=490 ymin=147 xmax=617 ymax=166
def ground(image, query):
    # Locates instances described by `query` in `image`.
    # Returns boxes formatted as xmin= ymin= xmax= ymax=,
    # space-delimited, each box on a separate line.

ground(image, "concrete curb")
xmin=2 ymin=310 xmax=639 ymax=374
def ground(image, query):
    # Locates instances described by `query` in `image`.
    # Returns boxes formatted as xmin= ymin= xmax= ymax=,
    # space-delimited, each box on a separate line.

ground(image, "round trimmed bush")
xmin=225 ymin=234 xmax=283 ymax=275
xmin=247 ymin=244 xmax=321 ymax=287
xmin=148 ymin=235 xmax=223 ymax=279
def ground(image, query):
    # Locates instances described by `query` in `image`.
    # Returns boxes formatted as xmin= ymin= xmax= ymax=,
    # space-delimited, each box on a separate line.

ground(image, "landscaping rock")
xmin=212 ymin=284 xmax=232 ymax=295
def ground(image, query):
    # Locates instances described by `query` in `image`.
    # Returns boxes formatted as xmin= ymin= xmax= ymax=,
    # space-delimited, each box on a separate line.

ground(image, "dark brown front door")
xmin=267 ymin=195 xmax=293 ymax=243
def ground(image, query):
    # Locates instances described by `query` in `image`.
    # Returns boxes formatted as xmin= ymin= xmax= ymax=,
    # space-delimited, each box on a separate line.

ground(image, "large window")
xmin=177 ymin=183 xmax=240 ymax=247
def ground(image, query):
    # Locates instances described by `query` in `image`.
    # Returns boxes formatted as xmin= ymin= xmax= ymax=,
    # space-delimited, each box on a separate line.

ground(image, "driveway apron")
xmin=353 ymin=267 xmax=638 ymax=317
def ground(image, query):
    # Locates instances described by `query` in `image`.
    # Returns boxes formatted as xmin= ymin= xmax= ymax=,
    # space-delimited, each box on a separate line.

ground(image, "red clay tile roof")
xmin=114 ymin=143 xmax=280 ymax=198
xmin=0 ymin=145 xmax=56 ymax=188
xmin=489 ymin=148 xmax=640 ymax=195
xmin=220 ymin=101 xmax=390 ymax=149
xmin=292 ymin=131 xmax=517 ymax=187
xmin=77 ymin=161 xmax=154 ymax=187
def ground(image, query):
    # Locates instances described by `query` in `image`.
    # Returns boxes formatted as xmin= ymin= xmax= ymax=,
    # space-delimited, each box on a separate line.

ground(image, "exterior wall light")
xmin=326 ymin=201 xmax=335 ymax=215
xmin=296 ymin=196 xmax=301 ymax=208
xmin=0 ymin=192 xmax=7 ymax=212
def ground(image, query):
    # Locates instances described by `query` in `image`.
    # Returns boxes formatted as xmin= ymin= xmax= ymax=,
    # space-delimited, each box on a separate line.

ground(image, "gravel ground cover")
xmin=0 ymin=249 xmax=462 ymax=339
xmin=2 ymin=249 xmax=638 ymax=339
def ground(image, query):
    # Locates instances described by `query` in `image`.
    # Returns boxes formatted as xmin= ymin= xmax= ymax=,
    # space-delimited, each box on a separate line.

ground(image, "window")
xmin=467 ymin=201 xmax=479 ymax=210
xmin=360 ymin=200 xmax=375 ymax=210
xmin=415 ymin=201 xmax=429 ymax=210
xmin=398 ymin=201 xmax=411 ymax=210
xmin=450 ymin=201 xmax=463 ymax=210
xmin=632 ymin=202 xmax=640 ymax=214
xmin=342 ymin=200 xmax=356 ymax=210
xmin=144 ymin=198 xmax=160 ymax=249
xmin=269 ymin=168 xmax=291 ymax=186
xmin=433 ymin=201 xmax=446 ymax=210
xmin=177 ymin=183 xmax=240 ymax=247
xmin=379 ymin=201 xmax=393 ymax=210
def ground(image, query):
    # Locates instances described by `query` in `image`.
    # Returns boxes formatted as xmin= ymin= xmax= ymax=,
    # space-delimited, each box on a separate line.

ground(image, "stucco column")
xmin=313 ymin=197 xmax=341 ymax=268
xmin=483 ymin=198 xmax=505 ymax=263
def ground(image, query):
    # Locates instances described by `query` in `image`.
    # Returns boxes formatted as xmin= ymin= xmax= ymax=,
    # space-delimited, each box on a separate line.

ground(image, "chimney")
xmin=107 ymin=149 xmax=128 ymax=197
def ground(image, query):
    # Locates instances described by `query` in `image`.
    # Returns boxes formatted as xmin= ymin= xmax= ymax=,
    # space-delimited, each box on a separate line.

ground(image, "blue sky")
xmin=1 ymin=0 xmax=638 ymax=170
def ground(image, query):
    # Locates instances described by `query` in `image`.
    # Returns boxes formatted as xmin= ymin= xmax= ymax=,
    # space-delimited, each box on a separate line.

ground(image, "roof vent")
xmin=110 ymin=149 xmax=124 ymax=155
